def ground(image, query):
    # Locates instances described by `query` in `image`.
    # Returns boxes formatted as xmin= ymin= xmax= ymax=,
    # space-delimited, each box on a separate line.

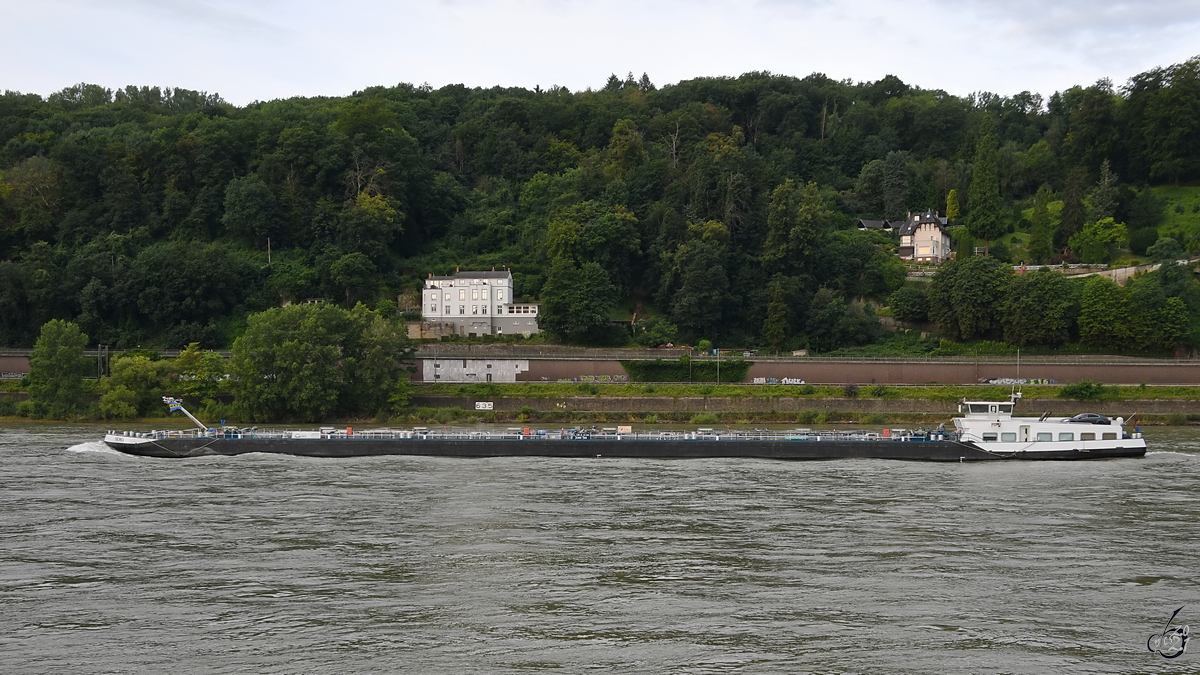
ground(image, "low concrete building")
xmin=422 ymin=358 xmax=530 ymax=382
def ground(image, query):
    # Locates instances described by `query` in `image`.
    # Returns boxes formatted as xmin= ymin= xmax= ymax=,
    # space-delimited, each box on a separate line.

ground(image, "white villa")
xmin=422 ymin=270 xmax=541 ymax=336
xmin=897 ymin=210 xmax=953 ymax=263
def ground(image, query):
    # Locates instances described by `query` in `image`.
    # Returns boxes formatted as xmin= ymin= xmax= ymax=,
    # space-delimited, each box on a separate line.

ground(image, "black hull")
xmin=104 ymin=438 xmax=1147 ymax=462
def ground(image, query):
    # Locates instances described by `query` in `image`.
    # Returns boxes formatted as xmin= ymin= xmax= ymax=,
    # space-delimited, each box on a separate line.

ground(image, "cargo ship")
xmin=100 ymin=396 xmax=1147 ymax=461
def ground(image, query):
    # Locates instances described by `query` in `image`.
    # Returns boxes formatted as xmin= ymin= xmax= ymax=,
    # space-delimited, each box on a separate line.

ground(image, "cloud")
xmin=3 ymin=0 xmax=1198 ymax=105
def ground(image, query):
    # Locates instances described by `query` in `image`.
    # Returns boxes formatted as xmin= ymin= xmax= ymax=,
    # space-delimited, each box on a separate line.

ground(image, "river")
xmin=3 ymin=423 xmax=1200 ymax=673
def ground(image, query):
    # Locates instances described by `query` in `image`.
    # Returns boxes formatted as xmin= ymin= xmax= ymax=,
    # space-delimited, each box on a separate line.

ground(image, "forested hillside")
xmin=2 ymin=59 xmax=1199 ymax=351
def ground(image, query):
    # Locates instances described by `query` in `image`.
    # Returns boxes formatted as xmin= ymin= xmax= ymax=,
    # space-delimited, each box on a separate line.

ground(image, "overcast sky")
xmin=4 ymin=0 xmax=1199 ymax=106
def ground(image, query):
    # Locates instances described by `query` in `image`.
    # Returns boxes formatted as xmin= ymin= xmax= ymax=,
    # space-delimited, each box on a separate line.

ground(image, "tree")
xmin=337 ymin=192 xmax=402 ymax=261
xmin=231 ymin=303 xmax=414 ymax=421
xmin=762 ymin=275 xmax=798 ymax=351
xmin=1147 ymin=237 xmax=1186 ymax=262
xmin=99 ymin=354 xmax=173 ymax=418
xmin=882 ymin=151 xmax=909 ymax=221
xmin=762 ymin=180 xmax=829 ymax=277
xmin=546 ymin=201 xmax=640 ymax=287
xmin=1028 ymin=185 xmax=1055 ymax=262
xmin=27 ymin=320 xmax=91 ymax=418
xmin=945 ymin=189 xmax=960 ymax=222
xmin=999 ymin=269 xmax=1078 ymax=345
xmin=967 ymin=118 xmax=1005 ymax=253
xmin=1078 ymin=276 xmax=1128 ymax=349
xmin=330 ymin=252 xmax=377 ymax=308
xmin=888 ymin=285 xmax=929 ymax=323
xmin=1057 ymin=169 xmax=1087 ymax=251
xmin=175 ymin=342 xmax=227 ymax=405
xmin=853 ymin=159 xmax=885 ymax=216
xmin=1090 ymin=160 xmax=1118 ymax=221
xmin=1069 ymin=217 xmax=1128 ymax=264
xmin=221 ymin=175 xmax=280 ymax=246
xmin=927 ymin=256 xmax=1010 ymax=340
xmin=538 ymin=259 xmax=617 ymax=343
xmin=606 ymin=119 xmax=644 ymax=179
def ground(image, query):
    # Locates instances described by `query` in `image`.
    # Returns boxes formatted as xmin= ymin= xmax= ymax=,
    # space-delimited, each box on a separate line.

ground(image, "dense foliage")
xmin=2 ymin=61 xmax=1200 ymax=352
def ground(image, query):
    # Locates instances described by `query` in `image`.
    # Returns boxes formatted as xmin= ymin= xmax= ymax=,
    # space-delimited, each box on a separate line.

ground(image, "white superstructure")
xmin=952 ymin=393 xmax=1145 ymax=457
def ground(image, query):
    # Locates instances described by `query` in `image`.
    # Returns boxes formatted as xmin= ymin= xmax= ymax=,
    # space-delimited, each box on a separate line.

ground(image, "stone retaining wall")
xmin=409 ymin=395 xmax=1197 ymax=415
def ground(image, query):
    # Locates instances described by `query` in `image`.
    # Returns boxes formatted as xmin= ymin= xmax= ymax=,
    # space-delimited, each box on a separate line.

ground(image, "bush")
xmin=16 ymin=399 xmax=42 ymax=418
xmin=99 ymin=385 xmax=139 ymax=420
xmin=0 ymin=396 xmax=15 ymax=416
xmin=843 ymin=383 xmax=860 ymax=398
xmin=867 ymin=384 xmax=889 ymax=398
xmin=888 ymin=286 xmax=929 ymax=323
xmin=643 ymin=413 xmax=659 ymax=424
xmin=689 ymin=412 xmax=719 ymax=424
xmin=796 ymin=410 xmax=825 ymax=424
xmin=1059 ymin=380 xmax=1106 ymax=400
xmin=861 ymin=413 xmax=888 ymax=425
xmin=1129 ymin=228 xmax=1160 ymax=255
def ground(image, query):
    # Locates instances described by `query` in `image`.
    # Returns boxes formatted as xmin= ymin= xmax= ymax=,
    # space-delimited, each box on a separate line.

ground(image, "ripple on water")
xmin=0 ymin=427 xmax=1199 ymax=674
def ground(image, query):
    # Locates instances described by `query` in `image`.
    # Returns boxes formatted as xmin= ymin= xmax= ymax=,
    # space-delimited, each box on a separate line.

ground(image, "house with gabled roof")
xmin=897 ymin=210 xmax=953 ymax=263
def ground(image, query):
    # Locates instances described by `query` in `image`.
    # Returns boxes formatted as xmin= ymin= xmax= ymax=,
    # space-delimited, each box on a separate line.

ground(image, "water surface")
xmin=3 ymin=424 xmax=1200 ymax=673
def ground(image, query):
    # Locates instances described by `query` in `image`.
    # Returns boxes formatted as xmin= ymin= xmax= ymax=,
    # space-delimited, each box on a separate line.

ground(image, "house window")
xmin=459 ymin=290 xmax=465 ymax=300
xmin=1001 ymin=432 xmax=1016 ymax=442
xmin=498 ymin=290 xmax=505 ymax=301
xmin=444 ymin=305 xmax=450 ymax=315
xmin=1058 ymin=432 xmax=1074 ymax=441
xmin=482 ymin=290 xmax=489 ymax=300
xmin=429 ymin=304 xmax=436 ymax=313
xmin=459 ymin=306 xmax=465 ymax=315
xmin=1036 ymin=432 xmax=1053 ymax=441
xmin=482 ymin=305 xmax=487 ymax=314
xmin=496 ymin=305 xmax=502 ymax=314
xmin=472 ymin=289 xmax=478 ymax=300
xmin=472 ymin=306 xmax=478 ymax=314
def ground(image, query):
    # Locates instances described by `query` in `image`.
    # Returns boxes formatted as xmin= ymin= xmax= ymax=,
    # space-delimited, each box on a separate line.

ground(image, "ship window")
xmin=1081 ymin=433 xmax=1095 ymax=441
xmin=1102 ymin=432 xmax=1117 ymax=440
xmin=969 ymin=404 xmax=989 ymax=413
xmin=1058 ymin=432 xmax=1074 ymax=441
xmin=1001 ymin=432 xmax=1016 ymax=442
xmin=982 ymin=433 xmax=998 ymax=442
xmin=999 ymin=404 xmax=1013 ymax=413
xmin=1036 ymin=432 xmax=1053 ymax=441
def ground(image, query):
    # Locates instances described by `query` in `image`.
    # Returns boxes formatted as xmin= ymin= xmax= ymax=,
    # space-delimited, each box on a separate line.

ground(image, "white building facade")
xmin=422 ymin=270 xmax=541 ymax=336
xmin=898 ymin=210 xmax=953 ymax=263
xmin=421 ymin=358 xmax=530 ymax=382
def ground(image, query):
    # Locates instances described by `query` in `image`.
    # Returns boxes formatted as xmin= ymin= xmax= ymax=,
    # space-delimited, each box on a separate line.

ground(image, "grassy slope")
xmin=1153 ymin=185 xmax=1200 ymax=237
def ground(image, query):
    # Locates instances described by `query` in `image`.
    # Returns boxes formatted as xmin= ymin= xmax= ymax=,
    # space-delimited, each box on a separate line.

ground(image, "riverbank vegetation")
xmin=7 ymin=312 xmax=1200 ymax=424
xmin=3 ymin=59 xmax=1200 ymax=356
